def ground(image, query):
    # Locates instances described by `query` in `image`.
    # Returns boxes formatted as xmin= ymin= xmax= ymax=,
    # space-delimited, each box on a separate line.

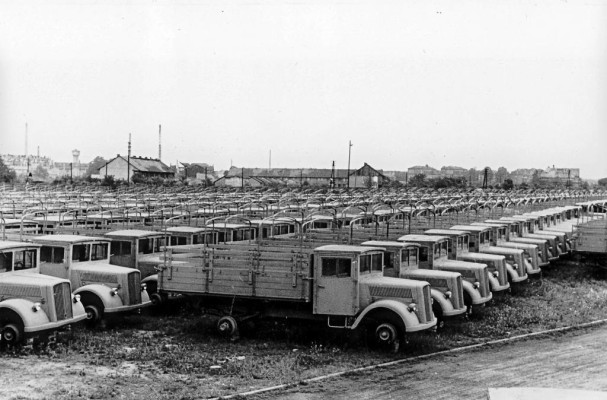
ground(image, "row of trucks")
xmin=0 ymin=204 xmax=587 ymax=349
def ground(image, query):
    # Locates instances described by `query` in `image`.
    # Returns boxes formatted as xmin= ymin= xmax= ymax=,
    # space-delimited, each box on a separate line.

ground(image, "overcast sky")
xmin=1 ymin=0 xmax=606 ymax=178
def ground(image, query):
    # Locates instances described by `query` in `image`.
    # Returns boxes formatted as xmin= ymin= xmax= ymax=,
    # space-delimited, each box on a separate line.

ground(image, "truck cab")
xmin=0 ymin=241 xmax=86 ymax=344
xmin=450 ymin=225 xmax=528 ymax=283
xmin=360 ymin=240 xmax=467 ymax=325
xmin=424 ymin=229 xmax=470 ymax=259
xmin=104 ymin=229 xmax=171 ymax=301
xmin=471 ymin=222 xmax=510 ymax=244
xmin=455 ymin=252 xmax=510 ymax=292
xmin=31 ymin=235 xmax=151 ymax=325
xmin=397 ymin=235 xmax=492 ymax=309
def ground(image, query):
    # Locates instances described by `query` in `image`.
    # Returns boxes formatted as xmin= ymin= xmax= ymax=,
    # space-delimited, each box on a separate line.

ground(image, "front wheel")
xmin=366 ymin=312 xmax=405 ymax=353
xmin=1 ymin=323 xmax=23 ymax=345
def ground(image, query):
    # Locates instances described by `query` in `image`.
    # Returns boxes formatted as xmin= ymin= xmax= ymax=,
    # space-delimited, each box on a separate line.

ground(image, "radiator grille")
xmin=369 ymin=286 xmax=412 ymax=299
xmin=476 ymin=268 xmax=490 ymax=297
xmin=452 ymin=276 xmax=465 ymax=309
xmin=422 ymin=285 xmax=433 ymax=323
xmin=127 ymin=271 xmax=142 ymax=305
xmin=497 ymin=263 xmax=509 ymax=286
xmin=53 ymin=282 xmax=73 ymax=321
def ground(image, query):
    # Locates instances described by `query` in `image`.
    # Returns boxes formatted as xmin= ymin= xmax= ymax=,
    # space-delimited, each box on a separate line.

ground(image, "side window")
xmin=359 ymin=254 xmax=370 ymax=274
xmin=14 ymin=250 xmax=36 ymax=270
xmin=41 ymin=246 xmax=65 ymax=263
xmin=139 ymin=238 xmax=153 ymax=254
xmin=385 ymin=251 xmax=395 ymax=269
xmin=419 ymin=246 xmax=428 ymax=262
xmin=72 ymin=244 xmax=90 ymax=262
xmin=0 ymin=252 xmax=13 ymax=272
xmin=321 ymin=257 xmax=351 ymax=278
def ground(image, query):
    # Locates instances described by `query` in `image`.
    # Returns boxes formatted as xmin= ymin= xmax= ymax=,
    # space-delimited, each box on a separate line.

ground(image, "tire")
xmin=80 ymin=293 xmax=105 ymax=328
xmin=432 ymin=303 xmax=445 ymax=332
xmin=216 ymin=316 xmax=239 ymax=340
xmin=365 ymin=311 xmax=405 ymax=353
xmin=0 ymin=311 xmax=25 ymax=346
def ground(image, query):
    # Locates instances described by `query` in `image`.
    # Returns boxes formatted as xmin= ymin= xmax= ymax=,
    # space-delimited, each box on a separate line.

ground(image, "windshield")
xmin=91 ymin=243 xmax=109 ymax=261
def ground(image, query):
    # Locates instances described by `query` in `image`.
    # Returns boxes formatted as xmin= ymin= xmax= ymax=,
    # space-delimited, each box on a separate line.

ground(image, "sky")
xmin=1 ymin=0 xmax=606 ymax=178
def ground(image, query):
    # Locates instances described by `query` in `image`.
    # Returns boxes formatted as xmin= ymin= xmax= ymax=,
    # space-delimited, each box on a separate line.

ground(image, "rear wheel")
xmin=216 ymin=316 xmax=240 ymax=341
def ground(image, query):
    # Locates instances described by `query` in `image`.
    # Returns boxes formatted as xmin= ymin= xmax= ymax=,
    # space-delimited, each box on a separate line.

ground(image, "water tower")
xmin=72 ymin=149 xmax=81 ymax=177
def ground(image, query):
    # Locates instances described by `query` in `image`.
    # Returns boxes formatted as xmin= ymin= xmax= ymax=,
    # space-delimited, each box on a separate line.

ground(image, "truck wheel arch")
xmin=0 ymin=299 xmax=51 ymax=339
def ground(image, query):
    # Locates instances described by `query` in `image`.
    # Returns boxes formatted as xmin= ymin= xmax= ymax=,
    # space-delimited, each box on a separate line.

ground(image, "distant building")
xmin=441 ymin=166 xmax=468 ymax=178
xmin=407 ymin=165 xmax=440 ymax=179
xmin=213 ymin=163 xmax=387 ymax=188
xmin=98 ymin=155 xmax=174 ymax=181
xmin=1 ymin=151 xmax=88 ymax=181
xmin=510 ymin=168 xmax=539 ymax=185
xmin=538 ymin=166 xmax=581 ymax=188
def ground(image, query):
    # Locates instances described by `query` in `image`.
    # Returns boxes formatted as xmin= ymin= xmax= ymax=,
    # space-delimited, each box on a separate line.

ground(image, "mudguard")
xmin=430 ymin=288 xmax=466 ymax=317
xmin=141 ymin=274 xmax=158 ymax=286
xmin=505 ymin=263 xmax=528 ymax=283
xmin=74 ymin=284 xmax=125 ymax=311
xmin=461 ymin=280 xmax=492 ymax=305
xmin=71 ymin=294 xmax=87 ymax=320
xmin=487 ymin=274 xmax=510 ymax=292
xmin=0 ymin=298 xmax=51 ymax=333
xmin=350 ymin=298 xmax=436 ymax=333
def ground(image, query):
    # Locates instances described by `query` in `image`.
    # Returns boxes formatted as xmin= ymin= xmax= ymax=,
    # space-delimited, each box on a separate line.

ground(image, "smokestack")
xmin=158 ymin=124 xmax=162 ymax=161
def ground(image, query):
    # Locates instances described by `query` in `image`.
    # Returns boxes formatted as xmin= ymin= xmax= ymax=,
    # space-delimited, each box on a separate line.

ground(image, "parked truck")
xmin=157 ymin=242 xmax=436 ymax=350
xmin=396 ymin=234 xmax=493 ymax=310
xmin=0 ymin=241 xmax=86 ymax=344
xmin=29 ymin=235 xmax=152 ymax=325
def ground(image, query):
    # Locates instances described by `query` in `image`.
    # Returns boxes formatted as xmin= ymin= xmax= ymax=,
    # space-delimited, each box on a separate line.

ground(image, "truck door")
xmin=314 ymin=256 xmax=359 ymax=316
xmin=39 ymin=245 xmax=69 ymax=280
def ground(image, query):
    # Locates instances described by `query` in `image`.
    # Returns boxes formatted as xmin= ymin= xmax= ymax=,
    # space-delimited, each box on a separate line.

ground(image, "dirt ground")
xmin=2 ymin=325 xmax=607 ymax=400
xmin=257 ymin=325 xmax=607 ymax=400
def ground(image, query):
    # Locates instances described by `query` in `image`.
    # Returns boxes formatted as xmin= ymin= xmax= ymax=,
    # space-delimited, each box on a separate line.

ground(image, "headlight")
xmin=444 ymin=291 xmax=452 ymax=299
xmin=407 ymin=303 xmax=417 ymax=313
xmin=73 ymin=294 xmax=81 ymax=304
xmin=473 ymin=281 xmax=480 ymax=289
xmin=493 ymin=271 xmax=499 ymax=278
xmin=110 ymin=288 xmax=119 ymax=296
xmin=141 ymin=283 xmax=147 ymax=292
xmin=32 ymin=302 xmax=41 ymax=312
xmin=513 ymin=263 xmax=518 ymax=270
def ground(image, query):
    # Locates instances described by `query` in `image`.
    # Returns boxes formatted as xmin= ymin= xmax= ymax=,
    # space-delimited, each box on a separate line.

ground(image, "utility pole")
xmin=127 ymin=133 xmax=132 ymax=185
xmin=158 ymin=124 xmax=162 ymax=161
xmin=347 ymin=141 xmax=352 ymax=189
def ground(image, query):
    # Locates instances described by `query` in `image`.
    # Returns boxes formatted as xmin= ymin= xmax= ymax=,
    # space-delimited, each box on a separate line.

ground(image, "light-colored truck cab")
xmin=397 ymin=234 xmax=492 ymax=309
xmin=104 ymin=229 xmax=171 ymax=302
xmin=158 ymin=243 xmax=436 ymax=350
xmin=424 ymin=229 xmax=470 ymax=259
xmin=360 ymin=240 xmax=467 ymax=326
xmin=450 ymin=225 xmax=528 ymax=284
xmin=423 ymin=229 xmax=511 ymax=293
xmin=471 ymin=222 xmax=510 ymax=244
xmin=31 ymin=235 xmax=151 ymax=324
xmin=0 ymin=241 xmax=86 ymax=344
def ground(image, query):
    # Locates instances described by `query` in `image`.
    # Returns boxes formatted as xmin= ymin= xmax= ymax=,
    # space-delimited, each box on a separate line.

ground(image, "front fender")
xmin=74 ymin=284 xmax=125 ymax=310
xmin=141 ymin=274 xmax=158 ymax=286
xmin=430 ymin=288 xmax=466 ymax=317
xmin=71 ymin=294 xmax=87 ymax=320
xmin=487 ymin=274 xmax=510 ymax=292
xmin=505 ymin=263 xmax=528 ymax=283
xmin=0 ymin=298 xmax=51 ymax=333
xmin=350 ymin=299 xmax=436 ymax=332
xmin=461 ymin=280 xmax=492 ymax=305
